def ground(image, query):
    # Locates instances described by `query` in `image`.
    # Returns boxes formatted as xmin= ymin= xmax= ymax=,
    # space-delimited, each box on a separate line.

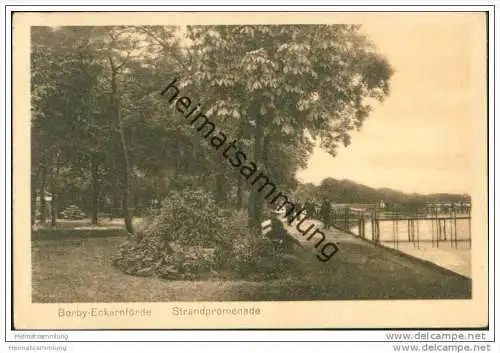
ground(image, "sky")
xmin=296 ymin=17 xmax=479 ymax=195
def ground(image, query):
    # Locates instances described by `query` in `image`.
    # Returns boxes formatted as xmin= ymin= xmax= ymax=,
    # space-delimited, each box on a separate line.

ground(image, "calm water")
xmin=349 ymin=218 xmax=472 ymax=278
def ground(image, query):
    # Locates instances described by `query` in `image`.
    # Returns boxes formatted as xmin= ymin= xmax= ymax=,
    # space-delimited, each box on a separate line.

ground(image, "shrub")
xmin=136 ymin=188 xmax=227 ymax=247
xmin=113 ymin=188 xmax=294 ymax=281
xmin=114 ymin=237 xmax=219 ymax=279
xmin=114 ymin=188 xmax=233 ymax=279
xmin=229 ymin=236 xmax=291 ymax=281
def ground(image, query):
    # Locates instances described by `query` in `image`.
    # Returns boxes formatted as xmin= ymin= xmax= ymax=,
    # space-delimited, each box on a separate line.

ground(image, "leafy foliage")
xmin=114 ymin=238 xmax=219 ymax=279
xmin=113 ymin=191 xmax=295 ymax=280
xmin=184 ymin=25 xmax=394 ymax=228
xmin=137 ymin=188 xmax=227 ymax=246
xmin=186 ymin=24 xmax=393 ymax=155
xmin=114 ymin=189 xmax=239 ymax=279
xmin=229 ymin=236 xmax=291 ymax=280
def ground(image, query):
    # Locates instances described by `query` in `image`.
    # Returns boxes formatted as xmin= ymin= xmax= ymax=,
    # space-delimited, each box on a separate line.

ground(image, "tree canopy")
xmin=31 ymin=24 xmax=394 ymax=232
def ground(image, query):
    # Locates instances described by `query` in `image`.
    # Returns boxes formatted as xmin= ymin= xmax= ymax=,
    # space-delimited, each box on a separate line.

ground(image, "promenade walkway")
xmin=280 ymin=216 xmax=471 ymax=299
xmin=285 ymin=216 xmax=471 ymax=279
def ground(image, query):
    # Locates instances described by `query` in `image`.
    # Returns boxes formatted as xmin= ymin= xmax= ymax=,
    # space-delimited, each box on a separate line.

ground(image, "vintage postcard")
xmin=12 ymin=11 xmax=489 ymax=330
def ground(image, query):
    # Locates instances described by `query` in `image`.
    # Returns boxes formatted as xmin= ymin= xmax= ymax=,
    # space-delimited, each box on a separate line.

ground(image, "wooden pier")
xmin=331 ymin=203 xmax=472 ymax=249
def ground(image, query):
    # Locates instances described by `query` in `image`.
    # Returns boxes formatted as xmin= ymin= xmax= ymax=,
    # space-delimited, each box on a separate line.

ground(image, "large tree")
xmin=186 ymin=25 xmax=394 ymax=231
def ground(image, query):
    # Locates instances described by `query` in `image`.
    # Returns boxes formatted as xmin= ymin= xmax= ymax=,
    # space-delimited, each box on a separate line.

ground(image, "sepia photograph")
xmin=11 ymin=11 xmax=489 ymax=330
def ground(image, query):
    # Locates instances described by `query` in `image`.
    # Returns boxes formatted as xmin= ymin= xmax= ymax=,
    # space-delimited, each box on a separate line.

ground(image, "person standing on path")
xmin=320 ymin=199 xmax=332 ymax=230
xmin=305 ymin=201 xmax=315 ymax=219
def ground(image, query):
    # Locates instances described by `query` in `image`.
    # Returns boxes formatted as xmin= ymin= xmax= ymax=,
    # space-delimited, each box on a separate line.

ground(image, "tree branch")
xmin=140 ymin=26 xmax=190 ymax=73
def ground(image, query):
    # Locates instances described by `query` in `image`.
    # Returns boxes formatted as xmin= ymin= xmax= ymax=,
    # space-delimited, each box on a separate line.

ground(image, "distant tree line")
xmin=294 ymin=178 xmax=471 ymax=212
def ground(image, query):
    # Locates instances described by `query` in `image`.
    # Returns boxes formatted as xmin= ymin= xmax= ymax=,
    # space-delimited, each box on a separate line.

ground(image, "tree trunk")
xmin=50 ymin=195 xmax=56 ymax=226
xmin=119 ymin=126 xmax=134 ymax=234
xmin=248 ymin=113 xmax=264 ymax=233
xmin=234 ymin=127 xmax=244 ymax=211
xmin=50 ymin=164 xmax=57 ymax=226
xmin=111 ymin=68 xmax=134 ymax=235
xmin=39 ymin=165 xmax=46 ymax=224
xmin=91 ymin=154 xmax=99 ymax=225
xmin=31 ymin=170 xmax=38 ymax=226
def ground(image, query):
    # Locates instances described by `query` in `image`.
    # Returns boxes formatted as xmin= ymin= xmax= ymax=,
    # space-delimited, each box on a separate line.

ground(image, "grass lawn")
xmin=31 ymin=230 xmax=471 ymax=302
